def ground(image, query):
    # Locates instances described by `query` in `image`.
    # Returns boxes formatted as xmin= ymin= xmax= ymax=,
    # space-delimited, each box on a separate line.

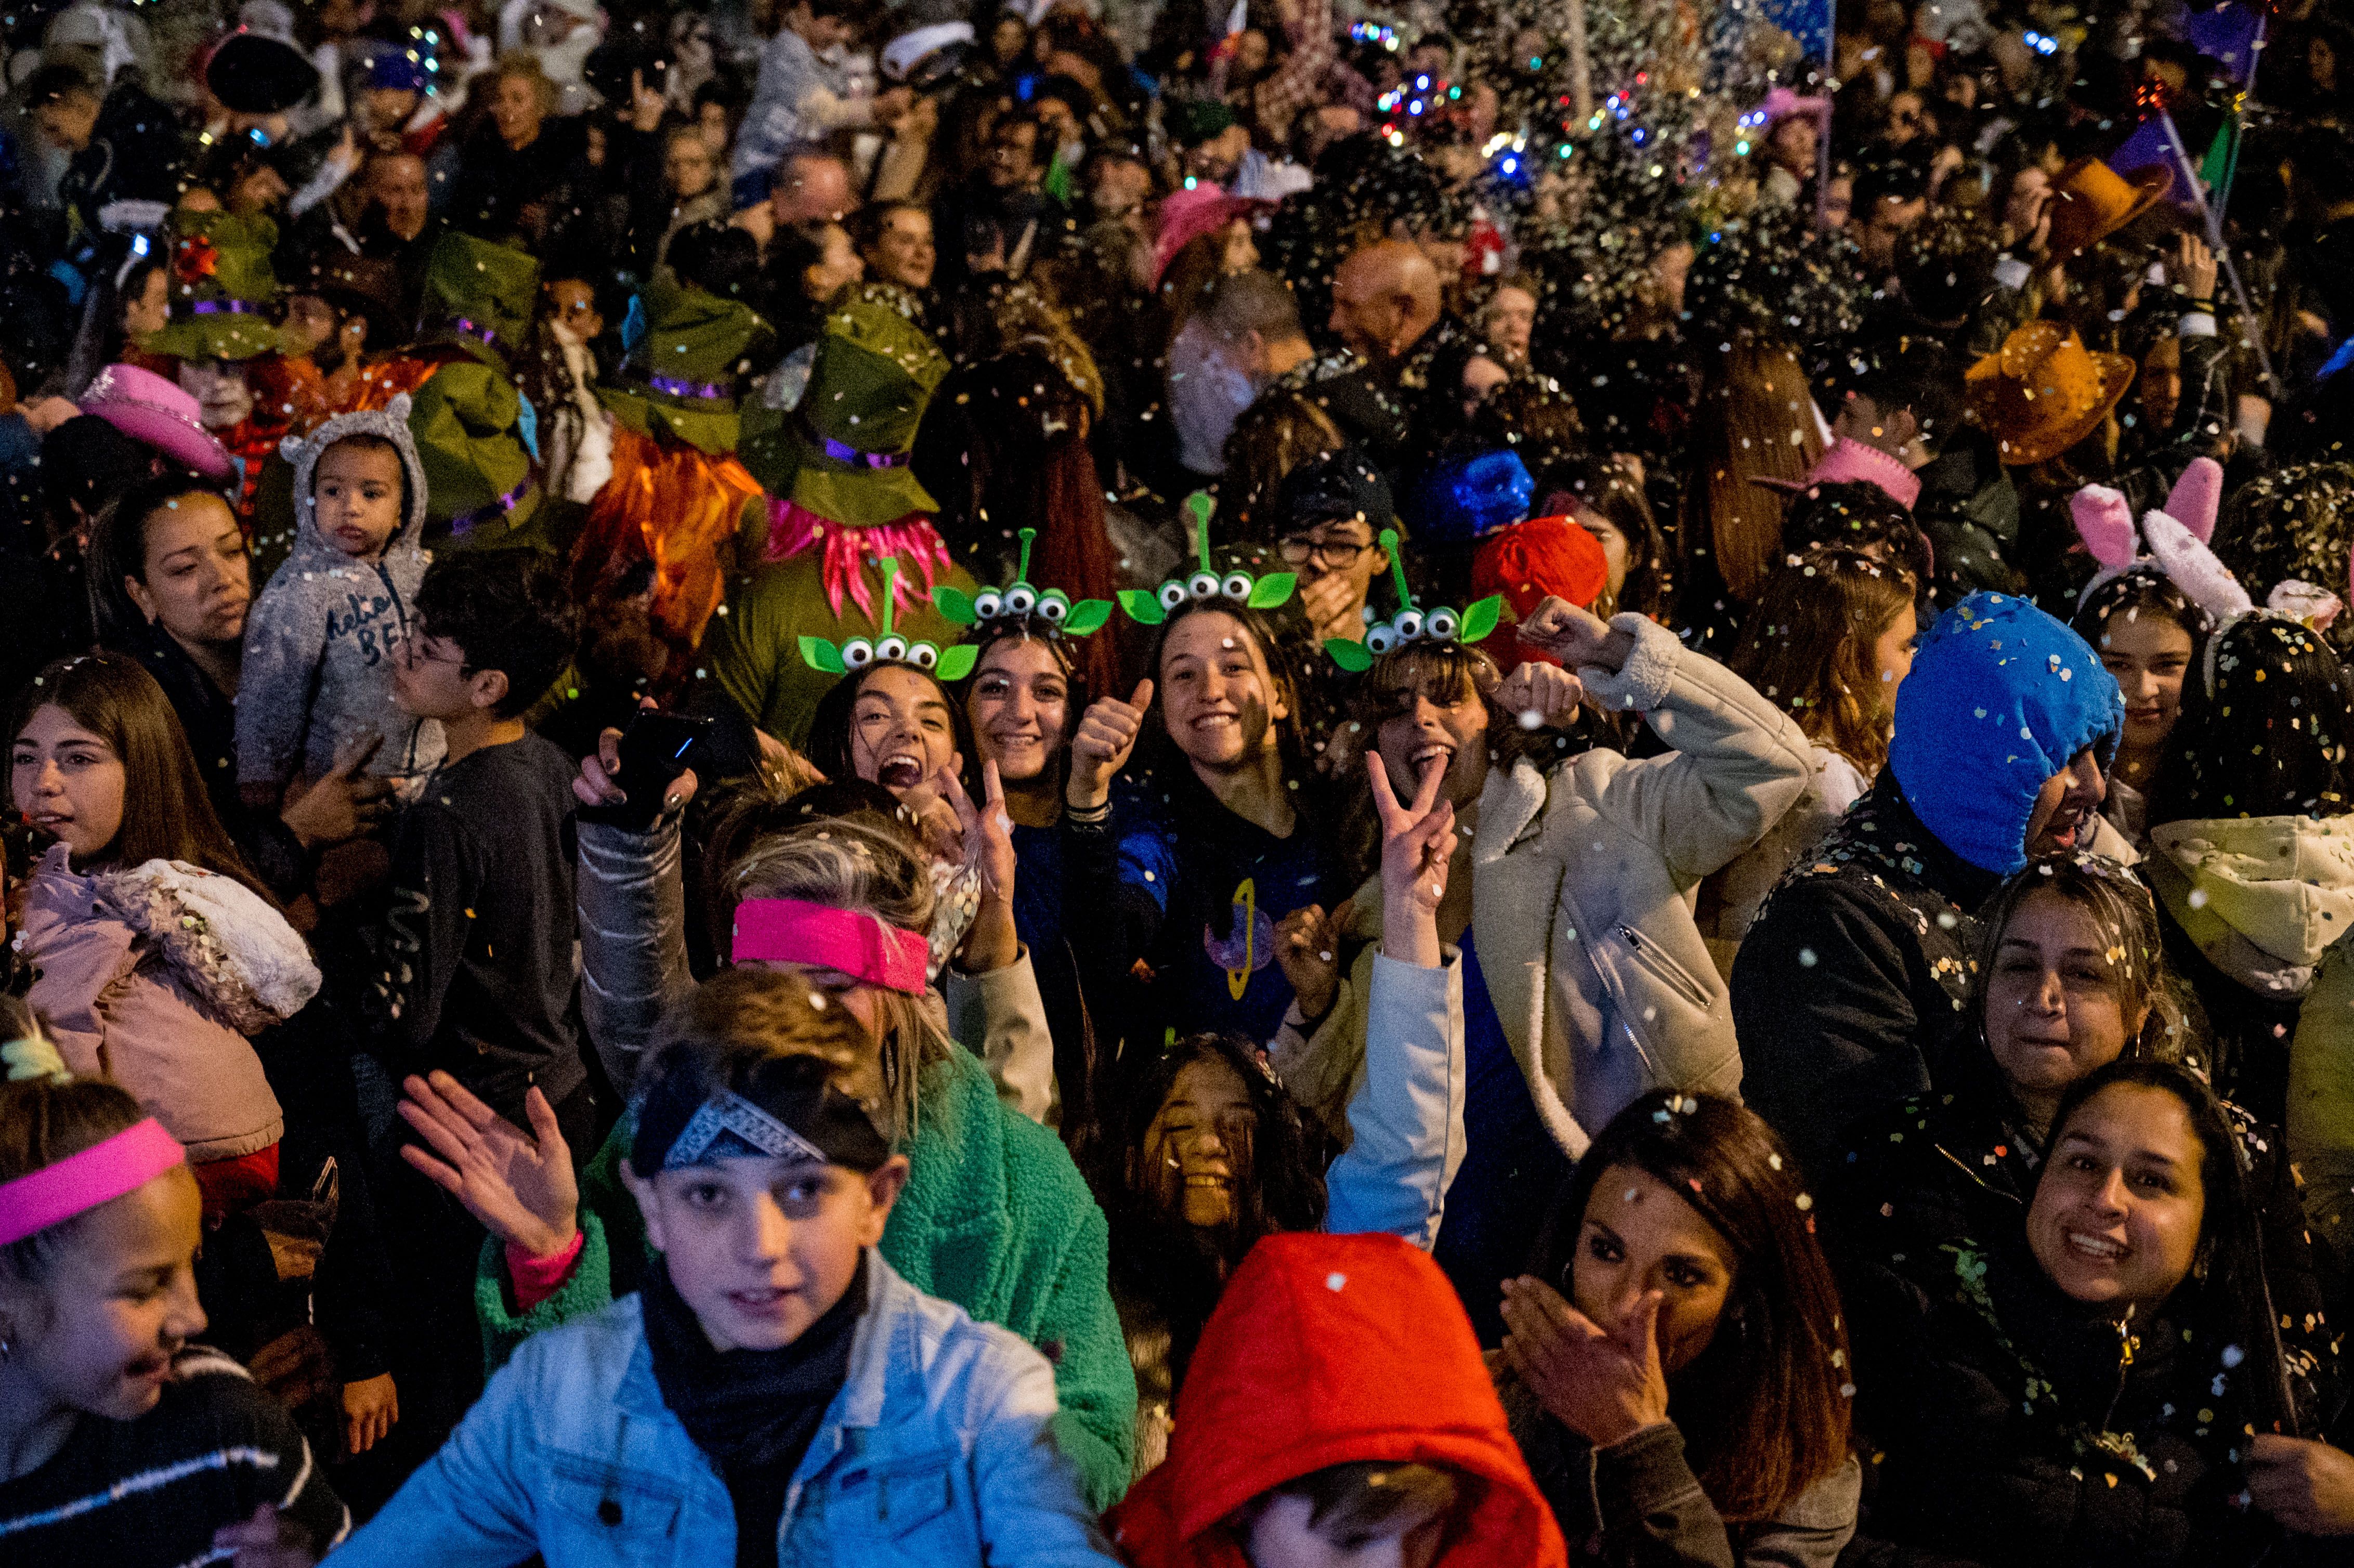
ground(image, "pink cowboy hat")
xmin=1750 ymin=436 xmax=1922 ymax=509
xmin=77 ymin=363 xmax=235 ymax=480
xmin=1151 ymin=183 xmax=1263 ymax=289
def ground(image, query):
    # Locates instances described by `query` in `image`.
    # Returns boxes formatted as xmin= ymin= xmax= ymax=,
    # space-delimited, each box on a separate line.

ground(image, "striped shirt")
xmin=0 ymin=1348 xmax=348 ymax=1566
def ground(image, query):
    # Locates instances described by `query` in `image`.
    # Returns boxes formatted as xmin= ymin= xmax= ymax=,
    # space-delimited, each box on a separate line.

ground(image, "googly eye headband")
xmin=799 ymin=556 xmax=978 ymax=680
xmin=932 ymin=527 xmax=1114 ymax=640
xmin=1322 ymin=529 xmax=1504 ymax=672
xmin=1117 ymin=492 xmax=1296 ymax=625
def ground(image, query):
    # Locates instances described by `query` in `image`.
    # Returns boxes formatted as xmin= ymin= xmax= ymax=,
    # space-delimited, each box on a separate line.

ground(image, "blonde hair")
xmin=722 ymin=802 xmax=952 ymax=1140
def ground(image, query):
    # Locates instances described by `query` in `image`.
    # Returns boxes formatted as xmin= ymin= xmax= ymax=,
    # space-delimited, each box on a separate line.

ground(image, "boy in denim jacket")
xmin=331 ymin=971 xmax=1120 ymax=1567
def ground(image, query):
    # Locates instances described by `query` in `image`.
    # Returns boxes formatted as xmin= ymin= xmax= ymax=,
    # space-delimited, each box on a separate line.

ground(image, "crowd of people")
xmin=2 ymin=0 xmax=2353 ymax=1561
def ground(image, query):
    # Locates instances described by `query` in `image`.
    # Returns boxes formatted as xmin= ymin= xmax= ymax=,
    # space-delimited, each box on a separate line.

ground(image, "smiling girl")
xmin=0 ymin=1019 xmax=346 ymax=1566
xmin=1843 ymin=1060 xmax=2329 ymax=1567
xmin=8 ymin=654 xmax=320 ymax=1220
xmin=1063 ymin=599 xmax=1345 ymax=1053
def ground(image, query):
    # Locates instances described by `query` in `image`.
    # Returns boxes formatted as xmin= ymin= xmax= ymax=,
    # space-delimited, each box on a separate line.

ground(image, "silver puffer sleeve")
xmin=576 ymin=813 xmax=696 ymax=1096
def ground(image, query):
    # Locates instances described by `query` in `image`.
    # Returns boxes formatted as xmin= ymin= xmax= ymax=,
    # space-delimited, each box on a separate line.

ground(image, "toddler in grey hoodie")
xmin=237 ymin=396 xmax=445 ymax=804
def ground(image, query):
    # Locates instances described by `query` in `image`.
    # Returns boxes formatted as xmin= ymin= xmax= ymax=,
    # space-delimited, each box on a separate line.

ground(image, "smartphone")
xmin=584 ymin=710 xmax=713 ymax=829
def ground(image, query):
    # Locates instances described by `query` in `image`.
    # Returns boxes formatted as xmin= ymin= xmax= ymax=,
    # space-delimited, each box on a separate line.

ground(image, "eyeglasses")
xmin=1276 ymin=534 xmax=1375 ymax=567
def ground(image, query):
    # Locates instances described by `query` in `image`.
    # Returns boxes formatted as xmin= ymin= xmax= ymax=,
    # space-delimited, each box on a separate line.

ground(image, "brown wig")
xmin=1526 ymin=1090 xmax=1854 ymax=1523
xmin=1683 ymin=335 xmax=1825 ymax=604
xmin=1728 ymin=546 xmax=1915 ymax=776
xmin=8 ymin=654 xmax=272 ymax=903
xmin=1967 ymin=854 xmax=2198 ymax=1072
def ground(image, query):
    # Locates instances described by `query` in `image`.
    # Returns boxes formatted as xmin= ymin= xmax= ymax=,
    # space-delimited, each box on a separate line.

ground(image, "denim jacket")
xmin=326 ymin=1252 xmax=1123 ymax=1567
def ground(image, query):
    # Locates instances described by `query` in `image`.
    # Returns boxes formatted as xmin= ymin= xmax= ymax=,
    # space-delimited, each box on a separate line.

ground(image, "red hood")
xmin=1107 ymin=1233 xmax=1566 ymax=1568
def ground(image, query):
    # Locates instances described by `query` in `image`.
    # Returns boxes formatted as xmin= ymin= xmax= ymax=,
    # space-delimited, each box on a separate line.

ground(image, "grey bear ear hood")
xmin=279 ymin=394 xmax=429 ymax=552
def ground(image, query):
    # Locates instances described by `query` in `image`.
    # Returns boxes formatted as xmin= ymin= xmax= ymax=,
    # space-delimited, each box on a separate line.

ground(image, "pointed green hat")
xmin=405 ymin=359 xmax=544 ymax=547
xmin=144 ymin=209 xmax=282 ymax=362
xmin=417 ymin=231 xmax=540 ymax=370
xmin=744 ymin=299 xmax=947 ymax=527
xmin=597 ymin=280 xmax=776 ymax=456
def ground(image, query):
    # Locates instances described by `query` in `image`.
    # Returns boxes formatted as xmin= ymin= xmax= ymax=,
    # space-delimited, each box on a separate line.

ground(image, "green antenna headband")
xmin=1118 ymin=492 xmax=1297 ymax=625
xmin=800 ymin=557 xmax=978 ymax=680
xmin=933 ymin=527 xmax=1114 ymax=638
xmin=1323 ymin=529 xmax=1504 ymax=672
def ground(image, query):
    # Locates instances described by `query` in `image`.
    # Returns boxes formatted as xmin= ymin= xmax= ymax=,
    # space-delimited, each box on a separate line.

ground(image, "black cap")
xmin=205 ymin=30 xmax=320 ymax=115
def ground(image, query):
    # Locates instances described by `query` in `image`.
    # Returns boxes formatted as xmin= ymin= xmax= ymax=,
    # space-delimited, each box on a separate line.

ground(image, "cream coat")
xmin=1276 ymin=616 xmax=1814 ymax=1159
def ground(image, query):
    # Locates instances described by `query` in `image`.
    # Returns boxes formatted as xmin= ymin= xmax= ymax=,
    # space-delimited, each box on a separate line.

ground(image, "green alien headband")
xmin=799 ymin=557 xmax=978 ymax=680
xmin=1324 ymin=530 xmax=1503 ymax=672
xmin=1118 ymin=492 xmax=1297 ymax=626
xmin=933 ymin=527 xmax=1114 ymax=638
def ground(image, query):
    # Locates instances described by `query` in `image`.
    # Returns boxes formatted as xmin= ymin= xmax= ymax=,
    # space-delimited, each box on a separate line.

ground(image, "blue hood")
xmin=1889 ymin=592 xmax=2123 ymax=874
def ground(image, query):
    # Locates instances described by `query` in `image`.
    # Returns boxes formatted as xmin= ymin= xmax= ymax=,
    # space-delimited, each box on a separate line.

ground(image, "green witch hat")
xmin=1118 ymin=492 xmax=1296 ymax=625
xmin=801 ymin=557 xmax=976 ymax=680
xmin=597 ymin=279 xmax=776 ymax=456
xmin=145 ymin=209 xmax=282 ymax=361
xmin=406 ymin=358 xmax=543 ymax=547
xmin=749 ymin=299 xmax=948 ymax=527
xmin=933 ymin=528 xmax=1114 ymax=638
xmin=417 ymin=231 xmax=541 ymax=370
xmin=1323 ymin=529 xmax=1503 ymax=671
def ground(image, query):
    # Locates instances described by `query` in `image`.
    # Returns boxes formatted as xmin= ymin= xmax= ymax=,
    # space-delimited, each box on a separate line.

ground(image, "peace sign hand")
xmin=944 ymin=760 xmax=1022 ymax=975
xmin=1370 ymin=750 xmax=1458 ymax=969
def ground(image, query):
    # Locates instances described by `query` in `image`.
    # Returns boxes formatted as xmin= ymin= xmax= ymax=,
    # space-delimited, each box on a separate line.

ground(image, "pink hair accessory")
xmin=731 ymin=898 xmax=931 ymax=994
xmin=2070 ymin=484 xmax=2138 ymax=571
xmin=1756 ymin=86 xmax=1832 ymax=127
xmin=2162 ymin=456 xmax=2223 ymax=545
xmin=0 ymin=1118 xmax=186 ymax=1247
xmin=1748 ymin=438 xmax=1922 ymax=509
xmin=2268 ymin=580 xmax=2343 ymax=633
xmin=2143 ymin=507 xmax=2253 ymax=624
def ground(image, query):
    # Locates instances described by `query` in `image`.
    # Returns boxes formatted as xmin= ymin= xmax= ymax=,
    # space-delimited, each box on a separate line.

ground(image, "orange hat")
xmin=1965 ymin=321 xmax=2136 ymax=467
xmin=2045 ymin=156 xmax=2174 ymax=260
xmin=1471 ymin=512 xmax=1610 ymax=670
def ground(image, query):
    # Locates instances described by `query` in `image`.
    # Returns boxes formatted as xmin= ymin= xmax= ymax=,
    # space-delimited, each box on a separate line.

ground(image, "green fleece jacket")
xmin=474 ymin=1044 xmax=1136 ymax=1507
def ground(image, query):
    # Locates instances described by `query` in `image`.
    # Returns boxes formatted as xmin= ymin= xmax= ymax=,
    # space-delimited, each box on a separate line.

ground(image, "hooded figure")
xmin=235 ymin=396 xmax=444 ymax=797
xmin=1105 ymin=1231 xmax=1568 ymax=1568
xmin=1733 ymin=592 xmax=2127 ymax=1175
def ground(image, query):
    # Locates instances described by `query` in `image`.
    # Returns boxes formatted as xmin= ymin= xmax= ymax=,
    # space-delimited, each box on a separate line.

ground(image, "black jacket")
xmin=1842 ymin=1227 xmax=2297 ymax=1567
xmin=1732 ymin=772 xmax=1998 ymax=1180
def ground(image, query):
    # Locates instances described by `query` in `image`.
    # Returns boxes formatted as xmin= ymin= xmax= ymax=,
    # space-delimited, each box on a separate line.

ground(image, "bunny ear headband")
xmin=2079 ymin=458 xmax=2345 ymax=696
xmin=1118 ymin=492 xmax=1296 ymax=625
xmin=932 ymin=527 xmax=1115 ymax=639
xmin=1323 ymin=529 xmax=1505 ymax=671
xmin=800 ymin=556 xmax=978 ymax=680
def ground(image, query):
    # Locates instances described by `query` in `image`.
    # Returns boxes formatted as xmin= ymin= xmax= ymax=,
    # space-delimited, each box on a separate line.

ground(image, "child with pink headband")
xmin=0 ymin=1010 xmax=347 ymax=1566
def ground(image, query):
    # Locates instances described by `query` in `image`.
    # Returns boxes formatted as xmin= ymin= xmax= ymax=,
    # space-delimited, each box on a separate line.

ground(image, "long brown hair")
xmin=1528 ymin=1090 xmax=1854 ymax=1523
xmin=1684 ymin=335 xmax=1825 ymax=603
xmin=1729 ymin=547 xmax=1914 ymax=776
xmin=8 ymin=654 xmax=271 ymax=903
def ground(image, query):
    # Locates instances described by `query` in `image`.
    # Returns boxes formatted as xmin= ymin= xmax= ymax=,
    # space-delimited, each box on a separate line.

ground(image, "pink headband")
xmin=0 ymin=1119 xmax=186 ymax=1247
xmin=731 ymin=899 xmax=931 ymax=995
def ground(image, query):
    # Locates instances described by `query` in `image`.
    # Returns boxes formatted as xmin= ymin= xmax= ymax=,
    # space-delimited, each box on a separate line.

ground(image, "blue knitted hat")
xmin=1889 ymin=592 xmax=2124 ymax=874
